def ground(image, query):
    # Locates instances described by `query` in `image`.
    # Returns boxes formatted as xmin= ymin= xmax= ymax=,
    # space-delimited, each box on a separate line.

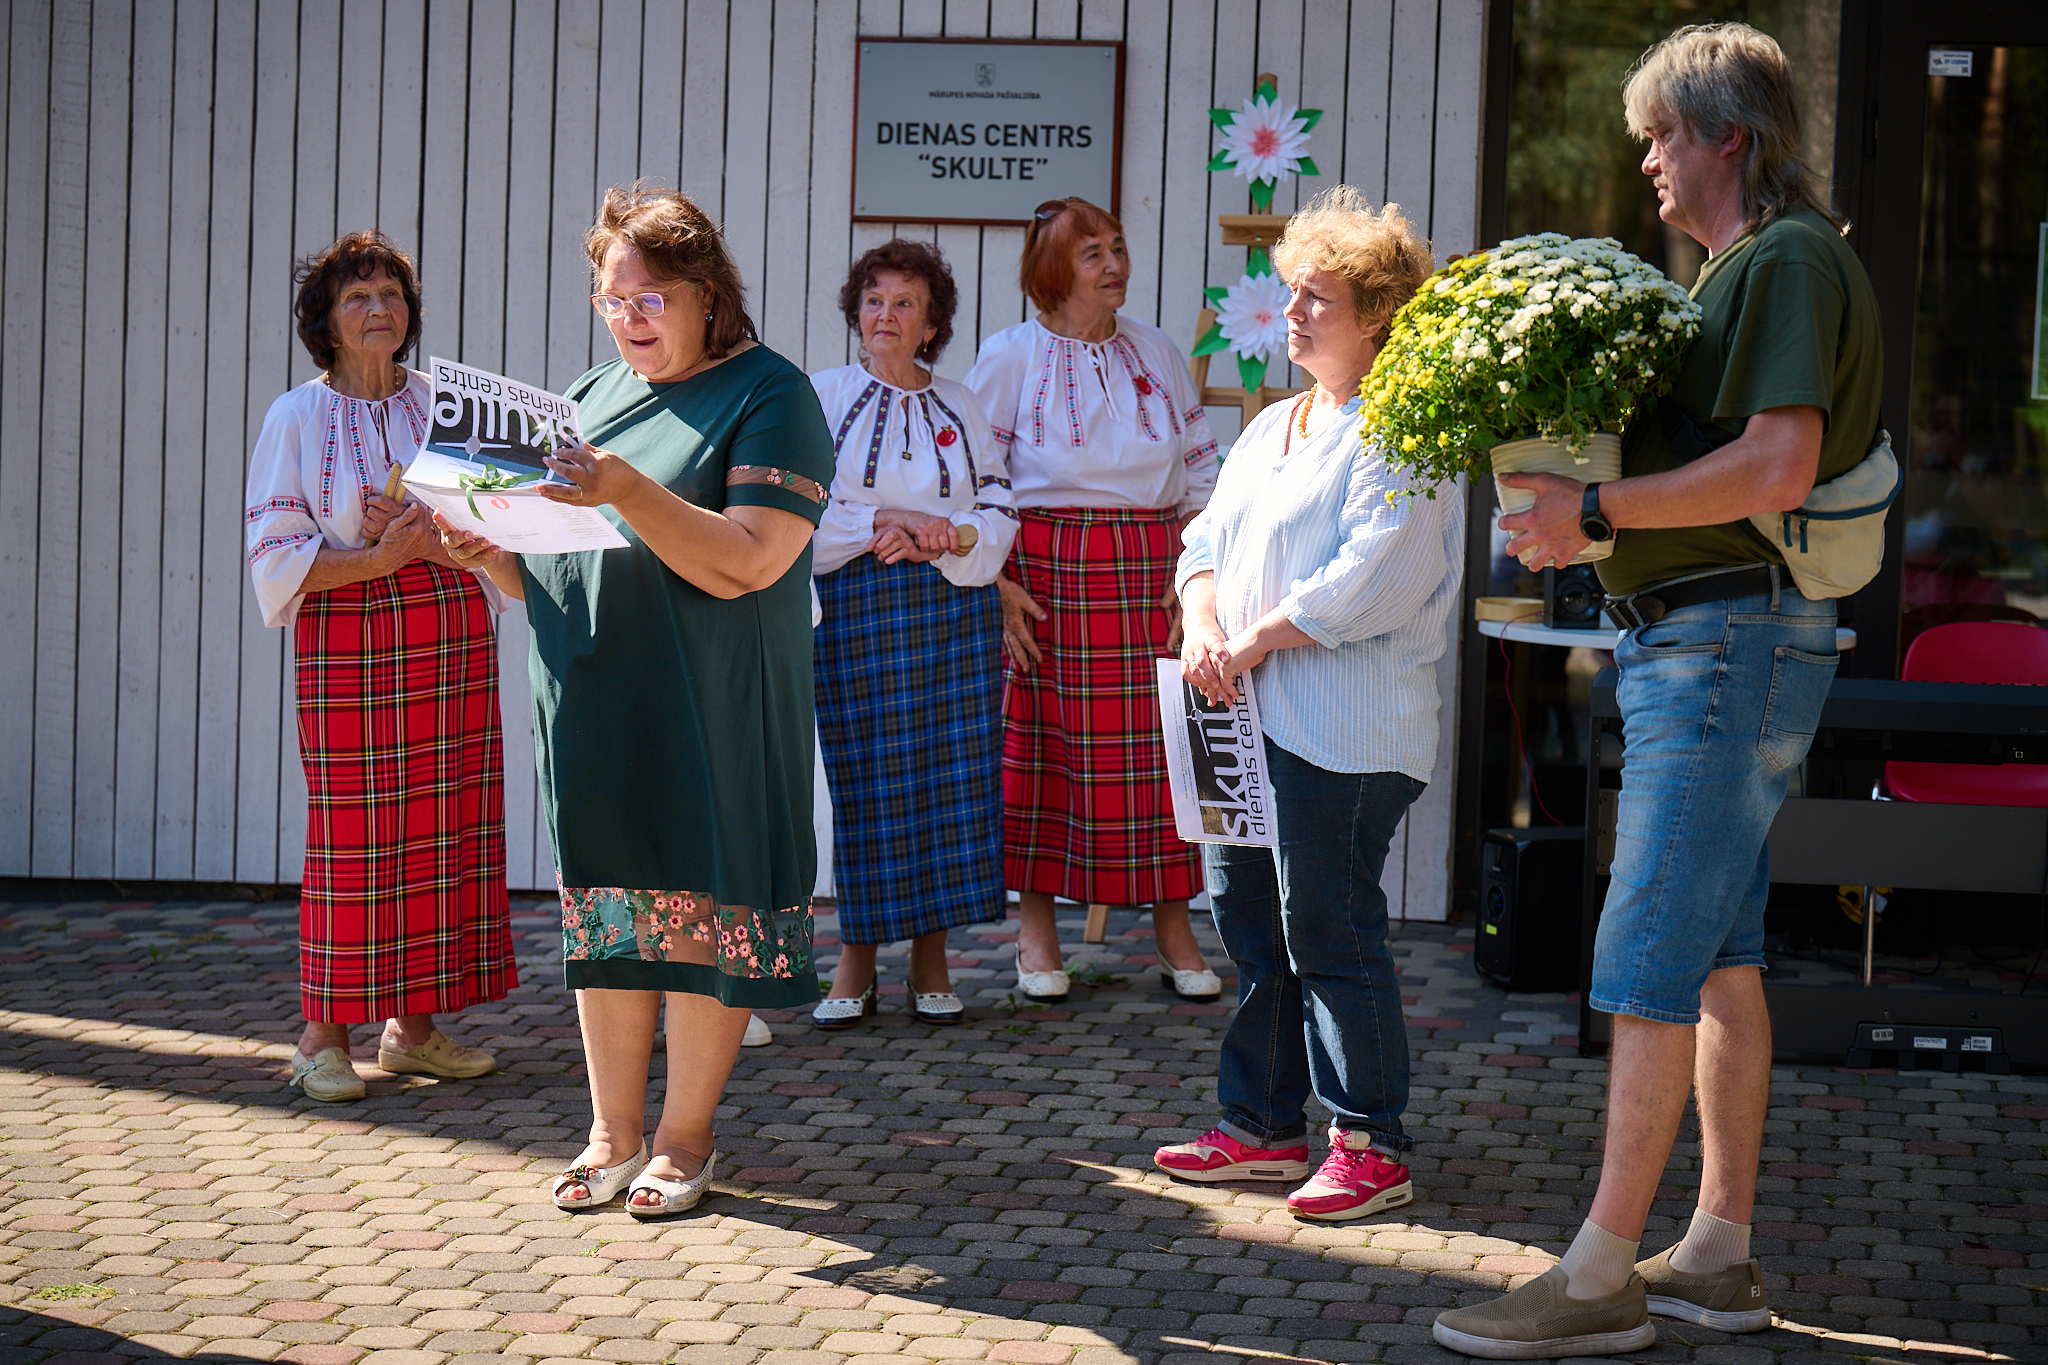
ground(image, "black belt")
xmin=1604 ymin=565 xmax=1778 ymax=632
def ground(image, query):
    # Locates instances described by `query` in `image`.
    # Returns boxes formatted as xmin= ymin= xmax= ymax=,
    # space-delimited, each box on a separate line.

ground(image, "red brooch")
xmin=936 ymin=427 xmax=958 ymax=447
xmin=1132 ymin=376 xmax=1153 ymax=396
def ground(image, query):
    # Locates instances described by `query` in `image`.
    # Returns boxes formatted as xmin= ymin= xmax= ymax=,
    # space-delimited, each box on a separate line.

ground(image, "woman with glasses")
xmin=436 ymin=182 xmax=834 ymax=1218
xmin=244 ymin=230 xmax=513 ymax=1105
xmin=963 ymin=196 xmax=1224 ymax=1005
xmin=806 ymin=239 xmax=1017 ymax=1030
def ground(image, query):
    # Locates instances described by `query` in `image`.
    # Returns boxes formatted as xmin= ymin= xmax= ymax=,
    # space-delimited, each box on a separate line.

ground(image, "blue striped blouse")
xmin=1176 ymin=396 xmax=1465 ymax=780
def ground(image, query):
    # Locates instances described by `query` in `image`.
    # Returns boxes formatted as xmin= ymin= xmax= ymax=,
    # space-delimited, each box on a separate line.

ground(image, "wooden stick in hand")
xmin=365 ymin=462 xmax=407 ymax=547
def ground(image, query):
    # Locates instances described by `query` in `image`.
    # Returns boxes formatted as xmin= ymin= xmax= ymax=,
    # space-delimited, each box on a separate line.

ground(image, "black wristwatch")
xmin=1579 ymin=483 xmax=1614 ymax=543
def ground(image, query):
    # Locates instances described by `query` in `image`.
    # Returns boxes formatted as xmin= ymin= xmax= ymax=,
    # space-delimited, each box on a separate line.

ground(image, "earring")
xmin=704 ymin=311 xmax=714 ymax=321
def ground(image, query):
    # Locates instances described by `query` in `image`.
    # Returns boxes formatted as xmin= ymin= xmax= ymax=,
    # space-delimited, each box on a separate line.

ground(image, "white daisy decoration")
xmin=1212 ymin=270 xmax=1294 ymax=363
xmin=1208 ymin=85 xmax=1322 ymax=211
xmin=1216 ymin=97 xmax=1313 ymax=182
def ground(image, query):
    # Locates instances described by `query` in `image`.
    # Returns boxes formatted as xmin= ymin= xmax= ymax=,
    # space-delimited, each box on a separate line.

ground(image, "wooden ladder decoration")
xmin=1187 ymin=212 xmax=1306 ymax=424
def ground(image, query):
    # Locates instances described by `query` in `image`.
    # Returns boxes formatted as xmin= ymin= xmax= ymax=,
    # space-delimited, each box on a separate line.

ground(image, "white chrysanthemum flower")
xmin=1216 ymin=97 xmax=1315 ymax=182
xmin=1213 ymin=270 xmax=1294 ymax=362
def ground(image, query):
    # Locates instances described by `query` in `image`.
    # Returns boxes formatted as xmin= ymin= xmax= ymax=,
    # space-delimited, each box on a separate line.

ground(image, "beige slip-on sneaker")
xmin=288 ymin=1047 xmax=366 ymax=1103
xmin=1637 ymin=1246 xmax=1772 ymax=1331
xmin=376 ymin=1029 xmax=497 ymax=1079
xmin=1433 ymin=1266 xmax=1657 ymax=1359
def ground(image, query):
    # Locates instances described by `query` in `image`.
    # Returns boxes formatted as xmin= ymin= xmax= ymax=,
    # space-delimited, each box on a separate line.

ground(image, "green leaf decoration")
xmin=1190 ymin=322 xmax=1232 ymax=357
xmin=1296 ymin=156 xmax=1321 ymax=177
xmin=1298 ymin=108 xmax=1324 ymax=131
xmin=1250 ymin=178 xmax=1275 ymax=213
xmin=1237 ymin=353 xmax=1270 ymax=394
xmin=457 ymin=464 xmax=542 ymax=520
xmin=1207 ymin=150 xmax=1237 ymax=173
xmin=1204 ymin=285 xmax=1231 ymax=304
xmin=1246 ymin=246 xmax=1273 ymax=277
xmin=1209 ymin=107 xmax=1237 ymax=129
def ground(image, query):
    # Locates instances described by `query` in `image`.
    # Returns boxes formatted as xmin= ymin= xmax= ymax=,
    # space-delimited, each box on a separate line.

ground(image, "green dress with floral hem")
xmin=521 ymin=347 xmax=834 ymax=1010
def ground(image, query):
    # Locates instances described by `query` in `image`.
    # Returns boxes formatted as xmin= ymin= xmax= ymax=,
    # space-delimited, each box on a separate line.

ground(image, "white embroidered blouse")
xmin=962 ymin=317 xmax=1221 ymax=518
xmin=808 ymin=365 xmax=1019 ymax=588
xmin=243 ymin=371 xmax=502 ymax=628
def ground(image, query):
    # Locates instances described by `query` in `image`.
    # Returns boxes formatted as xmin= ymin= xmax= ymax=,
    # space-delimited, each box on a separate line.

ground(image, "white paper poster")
xmin=401 ymin=358 xmax=627 ymax=553
xmin=1156 ymin=659 xmax=1278 ymax=848
xmin=402 ymin=455 xmax=628 ymax=554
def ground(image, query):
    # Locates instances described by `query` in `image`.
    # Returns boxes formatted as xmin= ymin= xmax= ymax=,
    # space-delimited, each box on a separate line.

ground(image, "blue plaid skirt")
xmin=814 ymin=554 xmax=1005 ymax=945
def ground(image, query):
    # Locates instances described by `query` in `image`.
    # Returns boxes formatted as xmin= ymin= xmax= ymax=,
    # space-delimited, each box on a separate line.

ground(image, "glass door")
xmin=1899 ymin=43 xmax=2048 ymax=649
xmin=1846 ymin=3 xmax=2048 ymax=677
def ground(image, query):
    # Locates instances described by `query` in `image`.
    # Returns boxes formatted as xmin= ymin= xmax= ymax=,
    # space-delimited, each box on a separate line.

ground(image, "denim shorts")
xmin=1590 ymin=580 xmax=1838 ymax=1025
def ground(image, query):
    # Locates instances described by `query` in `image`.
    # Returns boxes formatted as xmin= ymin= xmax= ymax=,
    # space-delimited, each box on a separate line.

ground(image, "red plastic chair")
xmin=1884 ymin=621 xmax=2048 ymax=807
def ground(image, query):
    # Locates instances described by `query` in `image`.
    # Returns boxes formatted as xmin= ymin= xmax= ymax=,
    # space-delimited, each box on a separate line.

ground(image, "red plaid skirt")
xmin=1002 ymin=507 xmax=1201 ymax=905
xmin=294 ymin=560 xmax=514 ymax=1023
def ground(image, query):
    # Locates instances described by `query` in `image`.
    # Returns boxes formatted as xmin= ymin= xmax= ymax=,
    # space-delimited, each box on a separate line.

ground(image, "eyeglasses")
xmin=590 ymin=286 xmax=678 ymax=320
xmin=1032 ymin=200 xmax=1070 ymax=223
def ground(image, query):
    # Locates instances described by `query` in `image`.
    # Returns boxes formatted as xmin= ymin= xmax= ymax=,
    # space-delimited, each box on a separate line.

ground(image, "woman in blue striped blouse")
xmin=1154 ymin=187 xmax=1465 ymax=1223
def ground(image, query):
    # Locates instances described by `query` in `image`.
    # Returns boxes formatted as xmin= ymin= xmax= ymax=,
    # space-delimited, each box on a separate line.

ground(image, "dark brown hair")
xmin=838 ymin=239 xmax=959 ymax=363
xmin=293 ymin=231 xmax=423 ymax=370
xmin=1018 ymin=197 xmax=1124 ymax=312
xmin=584 ymin=181 xmax=757 ymax=358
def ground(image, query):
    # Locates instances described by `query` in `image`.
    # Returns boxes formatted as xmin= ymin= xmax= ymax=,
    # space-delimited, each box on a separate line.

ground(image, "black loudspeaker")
xmin=1477 ymin=827 xmax=1585 ymax=993
xmin=1542 ymin=564 xmax=1606 ymax=629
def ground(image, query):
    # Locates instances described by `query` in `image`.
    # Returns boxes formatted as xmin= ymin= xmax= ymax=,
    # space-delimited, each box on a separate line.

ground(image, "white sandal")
xmin=1014 ymin=946 xmax=1070 ymax=1003
xmin=907 ymin=981 xmax=966 ymax=1025
xmin=1159 ymin=965 xmax=1224 ymax=1002
xmin=550 ymin=1142 xmax=649 ymax=1210
xmin=626 ymin=1150 xmax=718 ymax=1220
xmin=811 ymin=977 xmax=878 ymax=1030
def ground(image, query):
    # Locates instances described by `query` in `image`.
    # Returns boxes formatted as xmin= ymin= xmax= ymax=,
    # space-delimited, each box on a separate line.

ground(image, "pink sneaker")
xmin=1286 ymin=1128 xmax=1414 ymax=1221
xmin=1154 ymin=1127 xmax=1313 ymax=1183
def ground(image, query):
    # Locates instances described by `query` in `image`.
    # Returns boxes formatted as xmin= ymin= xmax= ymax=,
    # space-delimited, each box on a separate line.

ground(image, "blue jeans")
xmin=1592 ymin=579 xmax=1838 ymax=1024
xmin=1205 ymin=741 xmax=1423 ymax=1153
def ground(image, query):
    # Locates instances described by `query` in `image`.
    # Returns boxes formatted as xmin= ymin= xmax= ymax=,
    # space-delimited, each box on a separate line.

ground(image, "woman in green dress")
xmin=438 ymin=183 xmax=833 ymax=1218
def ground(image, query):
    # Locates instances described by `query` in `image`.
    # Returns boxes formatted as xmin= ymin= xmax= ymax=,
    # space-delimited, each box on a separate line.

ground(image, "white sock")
xmin=1556 ymin=1220 xmax=1639 ymax=1300
xmin=1669 ymin=1207 xmax=1751 ymax=1274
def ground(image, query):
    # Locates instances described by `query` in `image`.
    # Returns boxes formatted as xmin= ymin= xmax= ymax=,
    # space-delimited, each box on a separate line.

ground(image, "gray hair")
xmin=1622 ymin=22 xmax=1845 ymax=234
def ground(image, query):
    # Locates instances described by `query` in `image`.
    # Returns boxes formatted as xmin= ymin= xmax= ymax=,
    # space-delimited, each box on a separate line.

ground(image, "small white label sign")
xmin=1929 ymin=50 xmax=1974 ymax=77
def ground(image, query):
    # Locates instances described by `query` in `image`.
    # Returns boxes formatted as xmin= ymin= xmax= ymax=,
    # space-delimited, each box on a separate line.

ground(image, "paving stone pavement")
xmin=1 ymin=894 xmax=2043 ymax=1365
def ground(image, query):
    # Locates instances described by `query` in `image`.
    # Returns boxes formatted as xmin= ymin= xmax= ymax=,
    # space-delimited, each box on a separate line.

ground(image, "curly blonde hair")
xmin=1271 ymin=187 xmax=1434 ymax=332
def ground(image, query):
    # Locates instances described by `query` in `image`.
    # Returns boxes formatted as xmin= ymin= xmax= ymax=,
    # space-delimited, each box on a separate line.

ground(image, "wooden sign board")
xmin=852 ymin=38 xmax=1123 ymax=226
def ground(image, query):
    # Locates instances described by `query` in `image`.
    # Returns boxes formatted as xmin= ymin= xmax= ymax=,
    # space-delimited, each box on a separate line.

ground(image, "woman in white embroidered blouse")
xmin=963 ymin=196 xmax=1224 ymax=1007
xmin=1160 ymin=189 xmax=1461 ymax=1223
xmin=808 ymin=239 xmax=1018 ymax=1031
xmin=243 ymin=231 xmax=513 ymax=1105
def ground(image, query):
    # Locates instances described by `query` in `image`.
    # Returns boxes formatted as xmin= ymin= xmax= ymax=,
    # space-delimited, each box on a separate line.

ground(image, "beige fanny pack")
xmin=1748 ymin=428 xmax=1899 ymax=599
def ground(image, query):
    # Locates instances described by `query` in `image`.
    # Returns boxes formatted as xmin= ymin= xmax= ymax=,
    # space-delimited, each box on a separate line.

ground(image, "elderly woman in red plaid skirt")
xmin=963 ymin=197 xmax=1225 ymax=1005
xmin=245 ymin=232 xmax=515 ymax=1104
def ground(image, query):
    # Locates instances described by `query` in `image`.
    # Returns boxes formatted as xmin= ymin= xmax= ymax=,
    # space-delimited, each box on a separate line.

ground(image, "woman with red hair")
xmin=964 ymin=196 xmax=1223 ymax=1005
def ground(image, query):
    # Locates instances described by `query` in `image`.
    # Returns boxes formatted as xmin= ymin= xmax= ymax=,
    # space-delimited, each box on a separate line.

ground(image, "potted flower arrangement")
xmin=1359 ymin=233 xmax=1701 ymax=563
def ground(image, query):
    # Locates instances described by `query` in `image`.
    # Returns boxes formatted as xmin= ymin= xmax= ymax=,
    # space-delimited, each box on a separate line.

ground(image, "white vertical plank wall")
xmin=3 ymin=0 xmax=1483 ymax=920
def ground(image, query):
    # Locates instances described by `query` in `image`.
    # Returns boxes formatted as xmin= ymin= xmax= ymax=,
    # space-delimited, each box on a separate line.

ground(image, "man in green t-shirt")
xmin=1436 ymin=23 xmax=1884 ymax=1359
